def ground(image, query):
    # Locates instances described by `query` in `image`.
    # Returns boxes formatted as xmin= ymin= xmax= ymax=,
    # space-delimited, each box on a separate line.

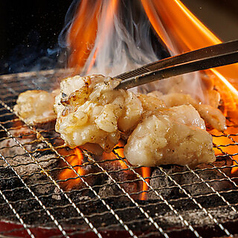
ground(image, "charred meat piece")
xmin=54 ymin=75 xmax=143 ymax=151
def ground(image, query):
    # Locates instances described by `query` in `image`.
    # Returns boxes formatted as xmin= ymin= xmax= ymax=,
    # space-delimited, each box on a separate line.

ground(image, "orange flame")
xmin=59 ymin=147 xmax=85 ymax=191
xmin=232 ymin=161 xmax=238 ymax=174
xmin=141 ymin=0 xmax=238 ymax=174
xmin=141 ymin=0 xmax=238 ymax=114
xmin=103 ymin=142 xmax=152 ymax=200
xmin=102 ymin=141 xmax=128 ymax=170
xmin=68 ymin=0 xmax=238 ymax=114
xmin=67 ymin=0 xmax=102 ymax=73
xmin=67 ymin=0 xmax=119 ymax=74
xmin=212 ymin=126 xmax=238 ymax=175
xmin=86 ymin=0 xmax=119 ymax=74
xmin=140 ymin=167 xmax=151 ymax=200
xmin=66 ymin=0 xmax=238 ymax=186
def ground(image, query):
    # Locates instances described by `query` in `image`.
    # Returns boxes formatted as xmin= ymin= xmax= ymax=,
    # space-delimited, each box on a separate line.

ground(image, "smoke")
xmin=59 ymin=0 xmax=170 ymax=77
xmin=59 ymin=0 xmax=211 ymax=104
xmin=58 ymin=0 xmax=79 ymax=50
xmin=84 ymin=1 xmax=158 ymax=76
xmin=3 ymin=30 xmax=65 ymax=74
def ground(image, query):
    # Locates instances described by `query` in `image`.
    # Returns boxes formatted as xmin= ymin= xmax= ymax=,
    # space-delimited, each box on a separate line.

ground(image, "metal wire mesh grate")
xmin=0 ymin=70 xmax=238 ymax=238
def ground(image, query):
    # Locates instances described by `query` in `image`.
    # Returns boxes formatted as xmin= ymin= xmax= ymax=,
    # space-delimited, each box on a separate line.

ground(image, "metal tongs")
xmin=116 ymin=39 xmax=238 ymax=89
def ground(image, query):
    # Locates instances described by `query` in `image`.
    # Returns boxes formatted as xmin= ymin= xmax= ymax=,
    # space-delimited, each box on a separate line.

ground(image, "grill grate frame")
xmin=0 ymin=70 xmax=238 ymax=238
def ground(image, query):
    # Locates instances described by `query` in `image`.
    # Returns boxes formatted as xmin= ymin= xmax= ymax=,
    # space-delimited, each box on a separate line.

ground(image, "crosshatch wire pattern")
xmin=0 ymin=70 xmax=238 ymax=238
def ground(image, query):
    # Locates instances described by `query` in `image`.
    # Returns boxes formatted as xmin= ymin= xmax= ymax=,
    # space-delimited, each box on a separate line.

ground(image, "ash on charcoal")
xmin=147 ymin=159 xmax=234 ymax=200
xmin=0 ymin=148 xmax=58 ymax=178
xmin=0 ymin=129 xmax=58 ymax=178
xmin=0 ymin=156 xmax=59 ymax=196
xmin=52 ymin=187 xmax=62 ymax=200
xmin=180 ymin=159 xmax=234 ymax=196
xmin=74 ymin=151 xmax=141 ymax=200
xmin=25 ymin=172 xmax=57 ymax=195
xmin=148 ymin=166 xmax=183 ymax=199
xmin=1 ymin=169 xmax=238 ymax=234
xmin=98 ymin=177 xmax=126 ymax=199
xmin=0 ymin=134 xmax=33 ymax=162
xmin=97 ymin=169 xmax=139 ymax=201
xmin=0 ymin=132 xmax=60 ymax=197
xmin=0 ymin=167 xmax=24 ymax=191
xmin=156 ymin=206 xmax=238 ymax=228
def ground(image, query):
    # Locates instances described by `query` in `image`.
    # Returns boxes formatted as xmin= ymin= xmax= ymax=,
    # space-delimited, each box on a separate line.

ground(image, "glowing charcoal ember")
xmin=211 ymin=125 xmax=238 ymax=175
xmin=102 ymin=141 xmax=128 ymax=170
xmin=57 ymin=146 xmax=102 ymax=191
xmin=140 ymin=167 xmax=151 ymax=200
xmin=58 ymin=147 xmax=85 ymax=191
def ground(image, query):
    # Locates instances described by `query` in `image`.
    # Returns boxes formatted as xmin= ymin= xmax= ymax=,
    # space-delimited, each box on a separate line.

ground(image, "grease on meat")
xmin=54 ymin=75 xmax=143 ymax=151
xmin=124 ymin=105 xmax=215 ymax=167
xmin=54 ymin=74 xmax=218 ymax=167
xmin=150 ymin=92 xmax=226 ymax=131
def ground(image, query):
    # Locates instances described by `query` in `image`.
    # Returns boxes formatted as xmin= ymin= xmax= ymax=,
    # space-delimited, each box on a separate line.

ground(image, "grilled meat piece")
xmin=124 ymin=105 xmax=215 ymax=167
xmin=14 ymin=90 xmax=57 ymax=126
xmin=54 ymin=75 xmax=143 ymax=151
xmin=54 ymin=74 xmax=217 ymax=167
xmin=156 ymin=92 xmax=226 ymax=131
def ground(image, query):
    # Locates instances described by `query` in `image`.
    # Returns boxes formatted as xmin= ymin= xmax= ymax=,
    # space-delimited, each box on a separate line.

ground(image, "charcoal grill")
xmin=0 ymin=69 xmax=238 ymax=238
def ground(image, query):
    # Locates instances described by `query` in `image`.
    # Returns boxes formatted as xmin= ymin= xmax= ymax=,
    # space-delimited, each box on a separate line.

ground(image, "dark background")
xmin=0 ymin=0 xmax=237 ymax=75
xmin=0 ymin=0 xmax=72 ymax=74
xmin=182 ymin=0 xmax=238 ymax=41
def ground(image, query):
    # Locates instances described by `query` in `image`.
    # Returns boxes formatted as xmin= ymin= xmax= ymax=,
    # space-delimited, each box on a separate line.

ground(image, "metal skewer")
xmin=115 ymin=39 xmax=238 ymax=89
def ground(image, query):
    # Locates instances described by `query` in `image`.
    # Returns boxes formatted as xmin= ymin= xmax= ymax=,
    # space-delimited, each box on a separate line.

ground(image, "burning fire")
xmin=67 ymin=0 xmax=238 ymax=114
xmin=66 ymin=0 xmax=158 ymax=76
xmin=102 ymin=140 xmax=128 ymax=170
xmin=67 ymin=0 xmax=102 ymax=73
xmin=59 ymin=141 xmax=151 ymax=200
xmin=142 ymin=0 xmax=238 ymax=173
xmin=104 ymin=141 xmax=151 ymax=200
xmin=212 ymin=125 xmax=238 ymax=175
xmin=60 ymin=0 xmax=238 ymax=195
xmin=67 ymin=0 xmax=120 ymax=74
xmin=140 ymin=167 xmax=151 ymax=200
xmin=59 ymin=147 xmax=86 ymax=191
xmin=141 ymin=0 xmax=238 ymax=115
